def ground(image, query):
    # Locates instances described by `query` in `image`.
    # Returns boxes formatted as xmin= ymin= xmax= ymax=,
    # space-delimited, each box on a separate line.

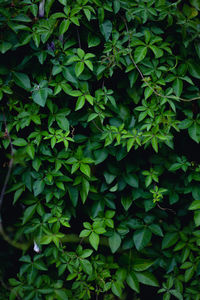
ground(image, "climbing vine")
xmin=1 ymin=0 xmax=200 ymax=299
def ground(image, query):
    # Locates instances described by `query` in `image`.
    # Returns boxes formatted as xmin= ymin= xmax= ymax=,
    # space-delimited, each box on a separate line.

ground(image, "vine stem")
xmin=122 ymin=16 xmax=200 ymax=103
xmin=156 ymin=203 xmax=176 ymax=214
xmin=0 ymin=113 xmax=14 ymax=218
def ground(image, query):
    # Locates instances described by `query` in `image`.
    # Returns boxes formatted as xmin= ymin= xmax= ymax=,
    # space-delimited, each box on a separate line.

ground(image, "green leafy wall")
xmin=1 ymin=0 xmax=200 ymax=299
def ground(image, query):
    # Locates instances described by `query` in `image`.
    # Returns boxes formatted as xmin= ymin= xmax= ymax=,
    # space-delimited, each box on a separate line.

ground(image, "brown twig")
xmin=92 ymin=120 xmax=104 ymax=133
xmin=156 ymin=203 xmax=176 ymax=214
xmin=77 ymin=28 xmax=81 ymax=48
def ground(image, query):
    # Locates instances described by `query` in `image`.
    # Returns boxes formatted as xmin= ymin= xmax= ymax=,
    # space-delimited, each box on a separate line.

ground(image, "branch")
xmin=0 ymin=113 xmax=14 ymax=218
xmin=156 ymin=203 xmax=176 ymax=214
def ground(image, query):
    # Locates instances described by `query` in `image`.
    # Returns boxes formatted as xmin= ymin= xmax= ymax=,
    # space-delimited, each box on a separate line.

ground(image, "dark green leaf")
xmin=100 ymin=20 xmax=112 ymax=41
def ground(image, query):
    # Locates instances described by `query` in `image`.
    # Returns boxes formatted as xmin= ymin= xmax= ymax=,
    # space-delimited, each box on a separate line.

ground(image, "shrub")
xmin=1 ymin=0 xmax=200 ymax=299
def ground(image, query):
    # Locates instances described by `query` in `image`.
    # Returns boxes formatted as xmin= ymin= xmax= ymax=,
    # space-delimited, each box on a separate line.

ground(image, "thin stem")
xmin=0 ymin=113 xmax=14 ymax=218
xmin=156 ymin=203 xmax=176 ymax=214
xmin=77 ymin=28 xmax=81 ymax=48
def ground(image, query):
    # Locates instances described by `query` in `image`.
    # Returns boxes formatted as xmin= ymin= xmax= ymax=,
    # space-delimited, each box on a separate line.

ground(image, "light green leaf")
xmin=80 ymin=163 xmax=91 ymax=177
xmin=75 ymin=62 xmax=84 ymax=77
xmin=26 ymin=144 xmax=35 ymax=159
xmin=12 ymin=138 xmax=27 ymax=146
xmin=150 ymin=45 xmax=163 ymax=58
xmin=89 ymin=232 xmax=99 ymax=250
xmin=194 ymin=210 xmax=200 ymax=226
xmin=134 ymin=46 xmax=147 ymax=63
xmin=189 ymin=200 xmax=200 ymax=210
xmin=56 ymin=115 xmax=69 ymax=131
xmin=59 ymin=19 xmax=70 ymax=35
xmin=75 ymin=96 xmax=85 ymax=111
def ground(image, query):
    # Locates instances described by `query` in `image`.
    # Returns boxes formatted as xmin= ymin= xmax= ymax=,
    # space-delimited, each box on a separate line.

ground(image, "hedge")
xmin=1 ymin=0 xmax=200 ymax=299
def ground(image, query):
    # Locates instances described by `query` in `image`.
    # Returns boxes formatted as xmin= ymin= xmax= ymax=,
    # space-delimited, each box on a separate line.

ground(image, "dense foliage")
xmin=1 ymin=0 xmax=200 ymax=299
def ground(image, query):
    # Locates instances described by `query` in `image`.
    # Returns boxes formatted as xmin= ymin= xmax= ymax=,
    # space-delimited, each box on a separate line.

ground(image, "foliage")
xmin=1 ymin=0 xmax=200 ymax=299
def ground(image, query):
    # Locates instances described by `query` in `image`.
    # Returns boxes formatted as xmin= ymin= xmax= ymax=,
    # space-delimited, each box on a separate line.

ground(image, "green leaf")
xmin=194 ymin=210 xmax=200 ymax=226
xmin=133 ymin=228 xmax=152 ymax=251
xmin=13 ymin=72 xmax=31 ymax=90
xmin=173 ymin=78 xmax=183 ymax=97
xmin=26 ymin=144 xmax=35 ymax=159
xmin=68 ymin=186 xmax=78 ymax=207
xmin=149 ymin=224 xmax=163 ymax=237
xmin=150 ymin=45 xmax=163 ymax=58
xmin=13 ymin=187 xmax=24 ymax=204
xmin=80 ymin=164 xmax=91 ymax=177
xmin=163 ymin=292 xmax=171 ymax=300
xmin=33 ymin=180 xmax=45 ymax=196
xmin=23 ymin=204 xmax=37 ymax=224
xmin=32 ymin=88 xmax=49 ymax=107
xmin=162 ymin=232 xmax=179 ymax=249
xmin=135 ymin=271 xmax=159 ymax=287
xmin=124 ymin=173 xmax=139 ymax=188
xmin=79 ymin=229 xmax=91 ymax=237
xmin=0 ymin=42 xmax=12 ymax=54
xmin=111 ymin=281 xmax=122 ymax=298
xmin=188 ymin=122 xmax=199 ymax=143
xmin=170 ymin=290 xmax=183 ymax=300
xmin=121 ymin=196 xmax=132 ymax=211
xmin=99 ymin=20 xmax=112 ymax=41
xmin=56 ymin=181 xmax=65 ymax=190
xmin=89 ymin=232 xmax=99 ymax=250
xmin=75 ymin=62 xmax=84 ymax=77
xmin=88 ymin=33 xmax=101 ymax=48
xmin=80 ymin=259 xmax=93 ymax=275
xmin=189 ymin=200 xmax=200 ymax=210
xmin=134 ymin=46 xmax=147 ymax=63
xmin=133 ymin=259 xmax=154 ymax=271
xmin=113 ymin=0 xmax=120 ymax=14
xmin=108 ymin=232 xmax=121 ymax=253
xmin=80 ymin=249 xmax=93 ymax=258
xmin=59 ymin=19 xmax=70 ymax=35
xmin=151 ymin=136 xmax=158 ymax=152
xmin=12 ymin=138 xmax=27 ymax=146
xmin=56 ymin=115 xmax=69 ymax=131
xmin=75 ymin=96 xmax=85 ymax=110
xmin=126 ymin=272 xmax=139 ymax=293
xmin=185 ymin=267 xmax=195 ymax=282
xmin=54 ymin=289 xmax=68 ymax=300
xmin=188 ymin=61 xmax=200 ymax=79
